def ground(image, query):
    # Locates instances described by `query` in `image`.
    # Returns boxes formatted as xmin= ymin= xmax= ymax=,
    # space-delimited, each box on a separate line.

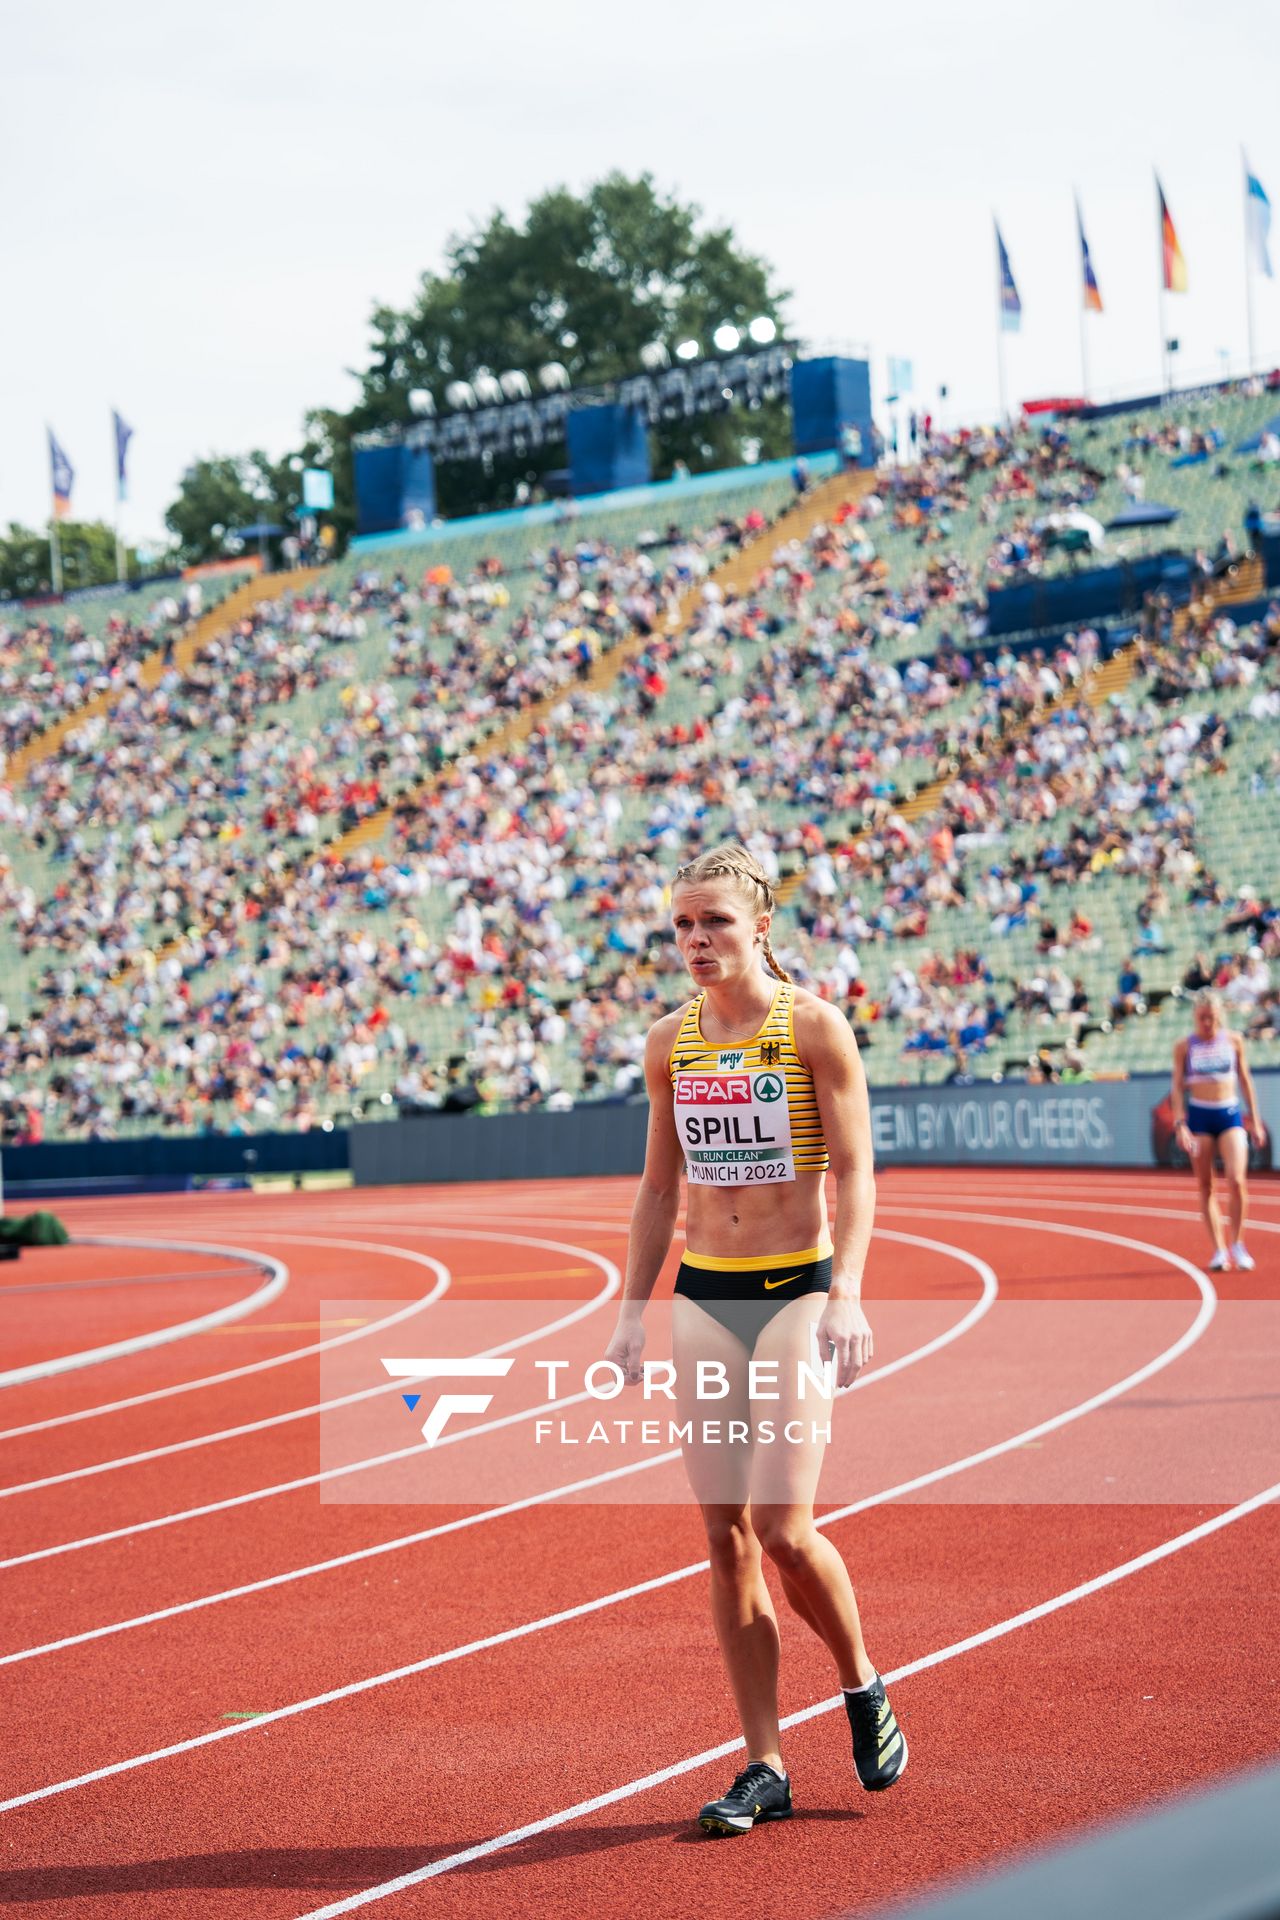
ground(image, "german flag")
xmin=1158 ymin=177 xmax=1188 ymax=293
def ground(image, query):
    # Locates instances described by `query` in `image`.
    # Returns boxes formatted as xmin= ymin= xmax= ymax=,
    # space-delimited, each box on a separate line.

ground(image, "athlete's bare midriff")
xmin=684 ymin=1169 xmax=831 ymax=1262
xmin=1186 ymin=1073 xmax=1236 ymax=1105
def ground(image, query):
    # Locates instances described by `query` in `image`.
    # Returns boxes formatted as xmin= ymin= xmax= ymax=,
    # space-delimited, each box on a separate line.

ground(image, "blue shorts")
xmin=1185 ymin=1101 xmax=1244 ymax=1138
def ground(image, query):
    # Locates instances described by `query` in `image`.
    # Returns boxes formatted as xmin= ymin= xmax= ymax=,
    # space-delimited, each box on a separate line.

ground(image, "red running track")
xmin=0 ymin=1168 xmax=1277 ymax=1918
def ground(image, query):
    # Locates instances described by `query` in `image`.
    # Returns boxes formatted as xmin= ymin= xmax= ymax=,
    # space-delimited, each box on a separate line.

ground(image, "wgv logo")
xmin=717 ymin=1049 xmax=745 ymax=1070
xmin=380 ymin=1357 xmax=514 ymax=1445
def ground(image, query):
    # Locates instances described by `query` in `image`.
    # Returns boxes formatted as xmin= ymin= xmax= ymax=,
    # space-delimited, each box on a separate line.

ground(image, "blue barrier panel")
xmin=2 ymin=1126 xmax=349 ymax=1194
xmin=790 ymin=357 xmax=872 ymax=459
xmin=348 ymin=450 xmax=838 ymax=558
xmin=986 ymin=553 xmax=1191 ymax=637
xmin=354 ymin=444 xmax=437 ymax=536
xmin=347 ymin=1072 xmax=1280 ymax=1183
xmin=566 ymin=405 xmax=651 ymax=496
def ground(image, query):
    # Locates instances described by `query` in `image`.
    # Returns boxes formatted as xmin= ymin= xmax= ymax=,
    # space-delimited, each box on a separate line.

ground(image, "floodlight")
xmin=538 ymin=362 xmax=571 ymax=392
xmin=408 ymin=389 xmax=436 ymax=417
xmin=748 ymin=316 xmax=777 ymax=345
xmin=713 ymin=323 xmax=741 ymax=352
xmin=499 ymin=370 xmax=532 ymax=400
xmin=445 ymin=381 xmax=477 ymax=410
xmin=675 ymin=339 xmax=700 ymax=362
xmin=640 ymin=342 xmax=670 ymax=371
xmin=472 ymin=372 xmax=503 ymax=406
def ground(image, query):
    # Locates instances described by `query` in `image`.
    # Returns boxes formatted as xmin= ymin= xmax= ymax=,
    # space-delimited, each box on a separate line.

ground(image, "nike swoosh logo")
xmin=763 ymin=1273 xmax=802 ymax=1291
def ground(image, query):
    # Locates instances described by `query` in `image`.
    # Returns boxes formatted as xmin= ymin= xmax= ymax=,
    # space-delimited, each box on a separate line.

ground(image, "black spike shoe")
xmin=845 ymin=1674 xmax=908 ymax=1790
xmin=697 ymin=1760 xmax=793 ymax=1835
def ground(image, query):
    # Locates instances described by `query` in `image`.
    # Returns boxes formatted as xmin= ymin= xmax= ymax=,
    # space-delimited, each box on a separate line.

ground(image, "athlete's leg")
xmin=1191 ymin=1132 xmax=1227 ymax=1254
xmin=747 ymin=1293 xmax=875 ymax=1690
xmin=673 ymin=1296 xmax=783 ymax=1770
xmin=1220 ymin=1125 xmax=1249 ymax=1247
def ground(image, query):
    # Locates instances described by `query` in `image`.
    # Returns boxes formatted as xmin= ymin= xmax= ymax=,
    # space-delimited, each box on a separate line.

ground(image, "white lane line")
xmin=0 ymin=1267 xmax=267 ymax=1298
xmin=0 ymin=1243 xmax=450 ymax=1500
xmin=0 ymin=1222 xmax=1207 ymax=1805
xmin=0 ymin=1231 xmax=619 ymax=1571
xmin=0 ymin=1239 xmax=287 ymax=1390
xmin=295 ymin=1476 xmax=1280 ymax=1917
xmin=884 ymin=1192 xmax=1280 ymax=1230
xmin=0 ymin=1237 xmax=444 ymax=1445
xmin=0 ymin=1222 xmax=572 ymax=1445
xmin=0 ymin=1230 xmax=995 ymax=1666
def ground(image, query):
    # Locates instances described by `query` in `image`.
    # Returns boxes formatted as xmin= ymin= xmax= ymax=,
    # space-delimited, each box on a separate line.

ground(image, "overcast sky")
xmin=4 ymin=0 xmax=1279 ymax=545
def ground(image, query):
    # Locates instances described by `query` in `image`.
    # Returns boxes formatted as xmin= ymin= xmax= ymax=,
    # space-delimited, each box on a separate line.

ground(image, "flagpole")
xmin=112 ymin=414 xmax=124 ymax=583
xmin=1156 ymin=172 xmax=1169 ymax=397
xmin=994 ymin=218 xmax=1008 ymax=424
xmin=1075 ymin=194 xmax=1091 ymax=401
xmin=49 ymin=516 xmax=63 ymax=597
xmin=1243 ymin=147 xmax=1257 ymax=378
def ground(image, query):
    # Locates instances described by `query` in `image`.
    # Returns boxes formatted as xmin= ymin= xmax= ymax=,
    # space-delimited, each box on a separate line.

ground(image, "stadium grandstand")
xmin=3 ymin=378 xmax=1280 ymax=1147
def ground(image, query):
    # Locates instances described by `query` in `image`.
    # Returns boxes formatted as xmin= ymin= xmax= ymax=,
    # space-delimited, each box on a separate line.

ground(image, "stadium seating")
xmin=3 ymin=389 xmax=1279 ymax=1143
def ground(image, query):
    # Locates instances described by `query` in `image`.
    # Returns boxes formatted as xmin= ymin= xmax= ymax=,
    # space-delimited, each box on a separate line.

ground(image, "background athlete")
xmin=1171 ymin=990 xmax=1265 ymax=1272
xmin=605 ymin=843 xmax=906 ymax=1837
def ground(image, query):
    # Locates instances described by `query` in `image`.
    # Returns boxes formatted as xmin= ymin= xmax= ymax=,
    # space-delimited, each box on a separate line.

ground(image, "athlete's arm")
xmin=605 ymin=1012 xmax=685 ymax=1384
xmin=1171 ymin=1039 xmax=1191 ymax=1150
xmin=1235 ymin=1035 xmax=1265 ymax=1146
xmin=799 ymin=996 xmax=876 ymax=1387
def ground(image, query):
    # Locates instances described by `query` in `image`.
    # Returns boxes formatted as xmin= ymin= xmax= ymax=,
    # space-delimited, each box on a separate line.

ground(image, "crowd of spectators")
xmin=3 ymin=403 xmax=1280 ymax=1143
xmin=0 ymin=582 xmax=210 ymax=765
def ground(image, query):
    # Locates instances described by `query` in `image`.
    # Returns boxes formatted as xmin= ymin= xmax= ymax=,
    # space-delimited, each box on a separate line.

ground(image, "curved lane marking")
xmin=0 ymin=1229 xmax=620 ymax=1570
xmin=293 ymin=1476 xmax=1280 ymax=1915
xmin=0 ymin=1216 xmax=1214 ymax=1806
xmin=0 ymin=1231 xmax=457 ymax=1445
xmin=0 ymin=1229 xmax=995 ymax=1664
xmin=0 ymin=1238 xmax=287 ymax=1391
xmin=0 ymin=1241 xmax=451 ymax=1500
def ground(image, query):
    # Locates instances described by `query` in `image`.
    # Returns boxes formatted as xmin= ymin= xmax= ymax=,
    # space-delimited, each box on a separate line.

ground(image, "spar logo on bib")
xmin=754 ymin=1073 xmax=784 ymax=1103
xmin=675 ymin=1074 xmax=751 ymax=1104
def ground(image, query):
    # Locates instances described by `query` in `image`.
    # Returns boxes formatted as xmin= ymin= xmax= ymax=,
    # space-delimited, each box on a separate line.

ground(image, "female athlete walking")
xmin=1171 ymin=990 xmax=1265 ymax=1271
xmin=605 ymin=843 xmax=906 ymax=1836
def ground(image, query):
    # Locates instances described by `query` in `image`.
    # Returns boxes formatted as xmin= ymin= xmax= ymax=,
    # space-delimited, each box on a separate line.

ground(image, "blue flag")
xmin=1246 ymin=164 xmax=1273 ymax=279
xmin=995 ymin=222 xmax=1022 ymax=332
xmin=113 ymin=411 xmax=135 ymax=499
xmin=48 ymin=430 xmax=74 ymax=520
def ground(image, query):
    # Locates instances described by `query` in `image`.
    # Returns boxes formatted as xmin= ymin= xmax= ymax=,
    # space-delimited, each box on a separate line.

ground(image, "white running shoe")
xmin=1232 ymin=1242 xmax=1255 ymax=1272
xmin=1208 ymin=1249 xmax=1232 ymax=1272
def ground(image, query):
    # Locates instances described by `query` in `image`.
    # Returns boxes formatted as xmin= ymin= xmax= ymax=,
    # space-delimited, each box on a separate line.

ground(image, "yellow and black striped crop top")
xmin=668 ymin=981 xmax=830 ymax=1177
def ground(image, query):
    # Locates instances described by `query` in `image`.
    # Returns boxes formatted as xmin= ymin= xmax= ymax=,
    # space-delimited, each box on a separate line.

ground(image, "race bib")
xmin=673 ymin=1058 xmax=795 ymax=1185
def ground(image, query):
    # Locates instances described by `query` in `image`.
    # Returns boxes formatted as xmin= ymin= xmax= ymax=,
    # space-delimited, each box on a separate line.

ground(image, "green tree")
xmin=346 ymin=172 xmax=791 ymax=518
xmin=165 ymin=455 xmax=275 ymax=567
xmin=0 ymin=521 xmax=139 ymax=601
xmin=166 ymin=427 xmax=342 ymax=567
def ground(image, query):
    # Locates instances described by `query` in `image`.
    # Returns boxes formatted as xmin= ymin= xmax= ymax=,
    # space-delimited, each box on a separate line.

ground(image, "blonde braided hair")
xmin=672 ymin=842 xmax=792 ymax=983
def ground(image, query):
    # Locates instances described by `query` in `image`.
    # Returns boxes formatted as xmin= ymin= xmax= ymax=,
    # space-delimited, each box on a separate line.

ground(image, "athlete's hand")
xmin=604 ymin=1315 xmax=646 ymax=1386
xmin=1175 ymin=1121 xmax=1194 ymax=1156
xmin=816 ymin=1295 xmax=873 ymax=1390
xmin=1250 ymin=1115 xmax=1267 ymax=1149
